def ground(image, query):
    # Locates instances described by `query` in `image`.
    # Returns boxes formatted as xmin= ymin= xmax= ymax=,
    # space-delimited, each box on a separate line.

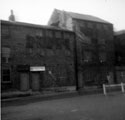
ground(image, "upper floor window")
xmin=99 ymin=52 xmax=106 ymax=62
xmin=87 ymin=22 xmax=93 ymax=28
xmin=1 ymin=25 xmax=9 ymax=37
xmin=26 ymin=35 xmax=34 ymax=48
xmin=103 ymin=24 xmax=109 ymax=31
xmin=83 ymin=51 xmax=92 ymax=62
xmin=55 ymin=31 xmax=62 ymax=38
xmin=2 ymin=47 xmax=11 ymax=63
xmin=46 ymin=30 xmax=53 ymax=38
xmin=98 ymin=39 xmax=106 ymax=45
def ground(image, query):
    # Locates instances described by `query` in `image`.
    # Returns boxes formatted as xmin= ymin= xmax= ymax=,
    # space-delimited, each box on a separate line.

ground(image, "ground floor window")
xmin=2 ymin=69 xmax=11 ymax=83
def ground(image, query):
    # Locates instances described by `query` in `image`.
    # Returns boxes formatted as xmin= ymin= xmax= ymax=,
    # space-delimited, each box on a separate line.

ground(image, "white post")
xmin=121 ymin=82 xmax=125 ymax=93
xmin=103 ymin=84 xmax=106 ymax=95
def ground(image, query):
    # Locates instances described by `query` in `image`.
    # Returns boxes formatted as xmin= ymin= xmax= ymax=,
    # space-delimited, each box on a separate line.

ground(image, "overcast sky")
xmin=0 ymin=0 xmax=125 ymax=31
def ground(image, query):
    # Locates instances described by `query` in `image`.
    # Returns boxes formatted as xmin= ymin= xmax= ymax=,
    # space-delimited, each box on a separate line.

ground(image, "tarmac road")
xmin=2 ymin=93 xmax=125 ymax=120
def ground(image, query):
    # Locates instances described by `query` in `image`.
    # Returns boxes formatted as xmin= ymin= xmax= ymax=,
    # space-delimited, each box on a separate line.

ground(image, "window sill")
xmin=2 ymin=81 xmax=11 ymax=84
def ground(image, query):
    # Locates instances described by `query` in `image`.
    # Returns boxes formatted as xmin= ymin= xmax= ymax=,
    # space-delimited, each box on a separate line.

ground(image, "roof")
xmin=114 ymin=30 xmax=125 ymax=35
xmin=1 ymin=20 xmax=74 ymax=33
xmin=55 ymin=9 xmax=112 ymax=24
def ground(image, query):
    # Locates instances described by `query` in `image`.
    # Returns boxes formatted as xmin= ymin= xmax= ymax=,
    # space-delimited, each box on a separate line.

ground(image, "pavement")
xmin=1 ymin=86 xmax=103 ymax=107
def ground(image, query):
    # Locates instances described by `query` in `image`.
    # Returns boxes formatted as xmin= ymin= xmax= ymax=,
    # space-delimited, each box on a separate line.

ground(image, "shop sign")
xmin=30 ymin=66 xmax=45 ymax=71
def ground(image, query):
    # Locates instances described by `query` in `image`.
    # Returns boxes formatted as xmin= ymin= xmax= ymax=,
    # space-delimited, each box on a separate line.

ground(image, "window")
xmin=103 ymin=24 xmax=108 ymax=31
xmin=26 ymin=35 xmax=34 ymax=48
xmin=36 ymin=30 xmax=43 ymax=37
xmin=64 ymin=39 xmax=70 ymax=50
xmin=87 ymin=22 xmax=93 ymax=28
xmin=55 ymin=31 xmax=61 ymax=38
xmin=64 ymin=33 xmax=70 ymax=50
xmin=46 ymin=30 xmax=53 ymax=38
xmin=2 ymin=47 xmax=11 ymax=63
xmin=2 ymin=69 xmax=11 ymax=83
xmin=96 ymin=24 xmax=102 ymax=30
xmin=64 ymin=33 xmax=70 ymax=39
xmin=99 ymin=52 xmax=106 ymax=62
xmin=1 ymin=25 xmax=9 ymax=37
xmin=83 ymin=51 xmax=92 ymax=62
xmin=98 ymin=39 xmax=105 ymax=45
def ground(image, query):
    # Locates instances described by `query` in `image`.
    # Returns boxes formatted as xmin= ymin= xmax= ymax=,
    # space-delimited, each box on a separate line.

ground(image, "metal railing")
xmin=103 ymin=82 xmax=125 ymax=95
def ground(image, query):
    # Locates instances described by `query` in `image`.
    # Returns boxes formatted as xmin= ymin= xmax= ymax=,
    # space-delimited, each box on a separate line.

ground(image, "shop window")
xmin=2 ymin=69 xmax=11 ymax=83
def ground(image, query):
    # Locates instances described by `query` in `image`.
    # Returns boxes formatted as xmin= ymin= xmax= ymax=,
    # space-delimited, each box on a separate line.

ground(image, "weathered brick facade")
xmin=1 ymin=20 xmax=76 ymax=91
xmin=114 ymin=31 xmax=125 ymax=83
xmin=73 ymin=19 xmax=115 ymax=87
xmin=48 ymin=9 xmax=115 ymax=88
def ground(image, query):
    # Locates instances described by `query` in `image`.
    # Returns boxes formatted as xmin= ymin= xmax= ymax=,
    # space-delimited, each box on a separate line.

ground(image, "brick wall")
xmin=1 ymin=21 xmax=76 ymax=90
xmin=73 ymin=19 xmax=115 ymax=86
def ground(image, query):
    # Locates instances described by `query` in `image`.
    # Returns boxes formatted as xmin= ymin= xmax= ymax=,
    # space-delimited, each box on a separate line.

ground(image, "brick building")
xmin=1 ymin=20 xmax=76 ymax=91
xmin=48 ymin=9 xmax=115 ymax=89
xmin=114 ymin=30 xmax=125 ymax=83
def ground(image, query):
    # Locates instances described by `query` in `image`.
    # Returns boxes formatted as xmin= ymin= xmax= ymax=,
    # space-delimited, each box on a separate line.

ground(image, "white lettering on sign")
xmin=30 ymin=66 xmax=45 ymax=71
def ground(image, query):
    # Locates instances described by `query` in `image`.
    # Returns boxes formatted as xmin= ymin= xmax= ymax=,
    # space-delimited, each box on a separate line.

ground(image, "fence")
xmin=103 ymin=83 xmax=125 ymax=95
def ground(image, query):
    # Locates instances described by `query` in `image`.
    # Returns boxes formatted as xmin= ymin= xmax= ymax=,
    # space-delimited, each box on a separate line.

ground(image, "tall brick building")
xmin=114 ymin=30 xmax=125 ymax=83
xmin=48 ymin=9 xmax=115 ymax=89
xmin=1 ymin=20 xmax=76 ymax=91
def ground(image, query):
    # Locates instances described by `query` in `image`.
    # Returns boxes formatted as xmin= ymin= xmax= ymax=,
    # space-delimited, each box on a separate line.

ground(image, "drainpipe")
xmin=73 ymin=24 xmax=79 ymax=91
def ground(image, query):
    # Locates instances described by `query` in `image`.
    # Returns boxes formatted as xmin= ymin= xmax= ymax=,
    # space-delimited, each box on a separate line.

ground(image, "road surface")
xmin=2 ymin=93 xmax=125 ymax=120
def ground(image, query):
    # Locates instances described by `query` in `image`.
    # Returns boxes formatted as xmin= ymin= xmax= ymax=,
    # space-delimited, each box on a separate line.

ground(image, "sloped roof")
xmin=55 ymin=9 xmax=112 ymax=24
xmin=114 ymin=30 xmax=125 ymax=35
xmin=1 ymin=20 xmax=73 ymax=32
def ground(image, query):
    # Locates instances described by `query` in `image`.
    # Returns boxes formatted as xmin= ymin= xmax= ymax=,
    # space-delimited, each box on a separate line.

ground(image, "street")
xmin=2 ymin=93 xmax=125 ymax=120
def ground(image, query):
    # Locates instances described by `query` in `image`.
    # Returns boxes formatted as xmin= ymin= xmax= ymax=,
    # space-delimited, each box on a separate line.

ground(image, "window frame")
xmin=2 ymin=68 xmax=11 ymax=83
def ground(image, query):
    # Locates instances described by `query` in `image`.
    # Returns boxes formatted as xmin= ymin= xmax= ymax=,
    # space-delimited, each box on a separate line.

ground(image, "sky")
xmin=0 ymin=0 xmax=125 ymax=31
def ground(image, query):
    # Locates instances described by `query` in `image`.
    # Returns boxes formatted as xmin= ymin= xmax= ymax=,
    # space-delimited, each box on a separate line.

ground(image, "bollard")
xmin=103 ymin=84 xmax=106 ymax=95
xmin=121 ymin=82 xmax=125 ymax=93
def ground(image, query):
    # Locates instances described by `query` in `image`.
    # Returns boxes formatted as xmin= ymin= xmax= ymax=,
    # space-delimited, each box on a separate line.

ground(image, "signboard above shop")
xmin=30 ymin=66 xmax=45 ymax=71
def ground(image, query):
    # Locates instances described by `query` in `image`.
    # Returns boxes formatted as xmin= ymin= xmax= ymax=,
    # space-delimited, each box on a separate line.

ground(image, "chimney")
xmin=9 ymin=10 xmax=15 ymax=22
